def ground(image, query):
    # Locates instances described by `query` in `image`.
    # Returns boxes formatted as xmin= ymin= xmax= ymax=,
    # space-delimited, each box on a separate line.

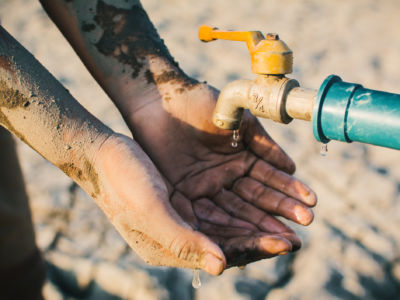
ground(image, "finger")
xmin=171 ymin=191 xmax=199 ymax=229
xmin=193 ymin=198 xmax=258 ymax=231
xmin=243 ymin=115 xmax=295 ymax=174
xmin=233 ymin=177 xmax=314 ymax=225
xmin=199 ymin=221 xmax=255 ymax=237
xmin=249 ymin=160 xmax=317 ymax=206
xmin=213 ymin=189 xmax=295 ymax=233
xmin=210 ymin=233 xmax=292 ymax=267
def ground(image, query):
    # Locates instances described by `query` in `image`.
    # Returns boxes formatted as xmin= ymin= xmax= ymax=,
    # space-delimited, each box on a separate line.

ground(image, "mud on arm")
xmin=0 ymin=25 xmax=113 ymax=198
xmin=39 ymin=0 xmax=197 ymax=123
xmin=0 ymin=22 xmax=228 ymax=275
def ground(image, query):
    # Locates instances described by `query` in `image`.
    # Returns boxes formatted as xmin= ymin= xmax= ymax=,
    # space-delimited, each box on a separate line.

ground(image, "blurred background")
xmin=1 ymin=0 xmax=400 ymax=299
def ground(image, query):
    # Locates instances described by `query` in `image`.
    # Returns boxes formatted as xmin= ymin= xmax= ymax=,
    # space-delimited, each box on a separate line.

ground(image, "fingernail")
xmin=262 ymin=237 xmax=291 ymax=254
xmin=307 ymin=194 xmax=317 ymax=207
xmin=275 ymin=239 xmax=291 ymax=254
xmin=303 ymin=208 xmax=314 ymax=225
xmin=279 ymin=251 xmax=289 ymax=256
xmin=201 ymin=253 xmax=225 ymax=275
xmin=294 ymin=205 xmax=313 ymax=226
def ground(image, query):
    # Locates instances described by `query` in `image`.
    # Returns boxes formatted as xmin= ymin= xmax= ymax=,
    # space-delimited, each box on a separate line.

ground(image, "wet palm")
xmin=128 ymin=83 xmax=316 ymax=267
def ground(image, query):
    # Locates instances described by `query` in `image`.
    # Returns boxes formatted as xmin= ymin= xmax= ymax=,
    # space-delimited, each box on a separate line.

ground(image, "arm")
xmin=0 ymin=25 xmax=111 ymax=196
xmin=0 ymin=25 xmax=225 ymax=275
xmin=38 ymin=0 xmax=184 ymax=119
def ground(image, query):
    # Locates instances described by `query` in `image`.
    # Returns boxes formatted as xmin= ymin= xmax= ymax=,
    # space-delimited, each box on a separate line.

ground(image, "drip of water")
xmin=192 ymin=269 xmax=201 ymax=289
xmin=320 ymin=143 xmax=328 ymax=156
xmin=231 ymin=129 xmax=239 ymax=148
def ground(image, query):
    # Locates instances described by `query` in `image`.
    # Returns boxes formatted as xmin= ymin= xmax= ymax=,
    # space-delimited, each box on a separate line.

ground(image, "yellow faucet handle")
xmin=198 ymin=25 xmax=293 ymax=75
xmin=199 ymin=25 xmax=264 ymax=49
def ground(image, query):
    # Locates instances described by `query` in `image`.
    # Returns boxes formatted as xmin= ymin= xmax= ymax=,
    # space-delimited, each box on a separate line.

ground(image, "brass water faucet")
xmin=199 ymin=25 xmax=316 ymax=130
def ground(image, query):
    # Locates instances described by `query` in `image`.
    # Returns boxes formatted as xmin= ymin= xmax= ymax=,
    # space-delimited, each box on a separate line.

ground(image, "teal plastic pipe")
xmin=313 ymin=75 xmax=400 ymax=150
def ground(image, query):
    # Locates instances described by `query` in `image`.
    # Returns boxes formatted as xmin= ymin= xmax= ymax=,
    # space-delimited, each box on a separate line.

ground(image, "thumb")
xmin=169 ymin=228 xmax=226 ymax=275
xmin=146 ymin=199 xmax=226 ymax=275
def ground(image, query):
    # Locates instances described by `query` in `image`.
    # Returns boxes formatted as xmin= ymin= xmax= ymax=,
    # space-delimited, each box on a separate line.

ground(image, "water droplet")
xmin=231 ymin=129 xmax=239 ymax=148
xmin=192 ymin=269 xmax=201 ymax=289
xmin=320 ymin=143 xmax=328 ymax=156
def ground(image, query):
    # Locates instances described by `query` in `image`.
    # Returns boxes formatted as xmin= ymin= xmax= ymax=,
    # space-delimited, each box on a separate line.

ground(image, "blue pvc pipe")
xmin=313 ymin=75 xmax=400 ymax=150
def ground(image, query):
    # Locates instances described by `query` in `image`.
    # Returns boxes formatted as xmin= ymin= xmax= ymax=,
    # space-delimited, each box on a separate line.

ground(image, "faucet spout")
xmin=212 ymin=80 xmax=253 ymax=130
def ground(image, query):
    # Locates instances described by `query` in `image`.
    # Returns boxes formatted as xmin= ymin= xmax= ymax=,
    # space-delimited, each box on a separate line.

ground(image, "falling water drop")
xmin=320 ymin=143 xmax=328 ymax=156
xmin=192 ymin=269 xmax=201 ymax=289
xmin=231 ymin=129 xmax=239 ymax=148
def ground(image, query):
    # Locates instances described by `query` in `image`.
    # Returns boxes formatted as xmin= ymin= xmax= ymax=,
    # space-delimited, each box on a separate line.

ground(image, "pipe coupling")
xmin=249 ymin=75 xmax=299 ymax=123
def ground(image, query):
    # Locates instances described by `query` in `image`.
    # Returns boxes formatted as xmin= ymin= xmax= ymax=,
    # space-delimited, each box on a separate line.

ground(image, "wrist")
xmin=91 ymin=132 xmax=168 ymax=211
xmin=58 ymin=128 xmax=113 ymax=199
xmin=108 ymin=56 xmax=200 ymax=123
xmin=41 ymin=0 xmax=201 ymax=122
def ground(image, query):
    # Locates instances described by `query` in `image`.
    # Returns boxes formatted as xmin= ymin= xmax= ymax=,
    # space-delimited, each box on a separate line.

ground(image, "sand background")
xmin=1 ymin=0 xmax=400 ymax=299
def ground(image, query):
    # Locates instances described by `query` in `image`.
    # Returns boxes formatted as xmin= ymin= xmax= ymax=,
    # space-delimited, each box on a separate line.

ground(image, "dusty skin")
xmin=0 ymin=26 xmax=112 ymax=198
xmin=38 ymin=0 xmax=317 ymax=272
xmin=0 ymin=23 xmax=230 ymax=274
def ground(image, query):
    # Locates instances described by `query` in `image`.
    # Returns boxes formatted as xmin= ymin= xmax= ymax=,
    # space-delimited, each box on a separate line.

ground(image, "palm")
xmin=129 ymin=83 xmax=316 ymax=266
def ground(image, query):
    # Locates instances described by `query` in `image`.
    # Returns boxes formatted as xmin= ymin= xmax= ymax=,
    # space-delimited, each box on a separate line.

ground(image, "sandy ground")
xmin=1 ymin=0 xmax=400 ymax=299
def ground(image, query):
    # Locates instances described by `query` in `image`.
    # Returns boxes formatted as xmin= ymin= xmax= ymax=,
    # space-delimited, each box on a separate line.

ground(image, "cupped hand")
xmin=126 ymin=81 xmax=317 ymax=268
xmin=94 ymin=134 xmax=226 ymax=275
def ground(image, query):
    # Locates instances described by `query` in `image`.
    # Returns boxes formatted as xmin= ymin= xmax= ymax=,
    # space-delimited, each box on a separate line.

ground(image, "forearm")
xmin=39 ymin=0 xmax=196 ymax=121
xmin=0 ymin=25 xmax=113 ymax=197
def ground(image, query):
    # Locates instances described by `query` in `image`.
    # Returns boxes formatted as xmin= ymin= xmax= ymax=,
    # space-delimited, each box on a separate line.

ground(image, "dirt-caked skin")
xmin=0 ymin=0 xmax=317 ymax=274
xmin=0 ymin=21 xmax=223 ymax=274
xmin=0 ymin=25 xmax=111 ymax=198
xmin=40 ymin=0 xmax=199 ymax=116
xmin=40 ymin=0 xmax=317 ymax=270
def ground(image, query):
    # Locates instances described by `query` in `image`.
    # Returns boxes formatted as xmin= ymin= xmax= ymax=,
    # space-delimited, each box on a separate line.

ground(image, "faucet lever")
xmin=198 ymin=25 xmax=264 ymax=51
xmin=199 ymin=25 xmax=293 ymax=75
